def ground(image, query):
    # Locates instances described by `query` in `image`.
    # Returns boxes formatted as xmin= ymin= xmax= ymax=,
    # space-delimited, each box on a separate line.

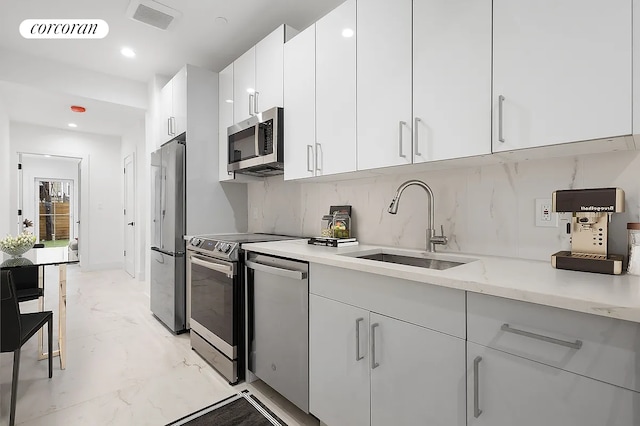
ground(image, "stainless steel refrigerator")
xmin=150 ymin=139 xmax=186 ymax=333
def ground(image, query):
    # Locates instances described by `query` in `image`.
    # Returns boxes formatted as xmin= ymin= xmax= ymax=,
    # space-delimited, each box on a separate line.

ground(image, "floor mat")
xmin=167 ymin=391 xmax=287 ymax=426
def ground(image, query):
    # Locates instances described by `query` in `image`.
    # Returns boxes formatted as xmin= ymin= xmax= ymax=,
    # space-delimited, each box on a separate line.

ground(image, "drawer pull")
xmin=501 ymin=323 xmax=583 ymax=350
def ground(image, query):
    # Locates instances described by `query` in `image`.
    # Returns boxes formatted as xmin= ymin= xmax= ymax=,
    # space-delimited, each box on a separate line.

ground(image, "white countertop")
xmin=242 ymin=239 xmax=640 ymax=323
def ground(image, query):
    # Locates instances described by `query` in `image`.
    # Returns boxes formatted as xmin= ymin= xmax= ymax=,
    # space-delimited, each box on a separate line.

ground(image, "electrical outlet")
xmin=535 ymin=198 xmax=558 ymax=227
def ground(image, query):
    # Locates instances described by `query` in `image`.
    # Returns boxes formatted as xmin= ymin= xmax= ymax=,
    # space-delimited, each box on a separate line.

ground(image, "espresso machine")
xmin=552 ymin=188 xmax=625 ymax=275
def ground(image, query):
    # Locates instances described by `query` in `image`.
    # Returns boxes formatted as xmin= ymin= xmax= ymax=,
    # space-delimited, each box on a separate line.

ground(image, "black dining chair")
xmin=1 ymin=270 xmax=53 ymax=426
xmin=10 ymin=265 xmax=44 ymax=303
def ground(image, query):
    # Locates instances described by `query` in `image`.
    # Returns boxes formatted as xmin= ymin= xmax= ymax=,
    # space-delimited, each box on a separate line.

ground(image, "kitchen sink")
xmin=351 ymin=252 xmax=467 ymax=270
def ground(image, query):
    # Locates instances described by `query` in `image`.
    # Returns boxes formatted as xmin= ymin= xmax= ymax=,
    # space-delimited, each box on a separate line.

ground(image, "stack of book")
xmin=307 ymin=237 xmax=358 ymax=248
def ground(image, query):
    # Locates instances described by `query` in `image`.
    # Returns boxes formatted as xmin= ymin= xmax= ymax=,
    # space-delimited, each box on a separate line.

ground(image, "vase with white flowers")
xmin=0 ymin=231 xmax=37 ymax=257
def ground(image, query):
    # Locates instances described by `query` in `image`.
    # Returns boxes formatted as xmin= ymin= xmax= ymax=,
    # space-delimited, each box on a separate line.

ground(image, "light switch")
xmin=535 ymin=198 xmax=557 ymax=227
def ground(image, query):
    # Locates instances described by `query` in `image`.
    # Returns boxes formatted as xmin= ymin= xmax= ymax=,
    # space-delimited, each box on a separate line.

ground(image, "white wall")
xmin=248 ymin=150 xmax=640 ymax=262
xmin=121 ymin=119 xmax=147 ymax=281
xmin=184 ymin=65 xmax=248 ymax=236
xmin=20 ymin=154 xmax=80 ymax=242
xmin=0 ymin=99 xmax=10 ymax=238
xmin=10 ymin=122 xmax=123 ymax=270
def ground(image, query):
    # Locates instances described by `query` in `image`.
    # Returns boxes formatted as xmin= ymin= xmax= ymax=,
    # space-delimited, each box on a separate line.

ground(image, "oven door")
xmin=187 ymin=251 xmax=238 ymax=359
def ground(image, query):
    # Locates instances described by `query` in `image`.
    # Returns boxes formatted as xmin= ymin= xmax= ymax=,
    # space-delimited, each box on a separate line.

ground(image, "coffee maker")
xmin=551 ymin=188 xmax=625 ymax=275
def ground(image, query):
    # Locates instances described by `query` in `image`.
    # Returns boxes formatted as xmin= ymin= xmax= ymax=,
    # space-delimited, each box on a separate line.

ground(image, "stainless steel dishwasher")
xmin=245 ymin=252 xmax=309 ymax=413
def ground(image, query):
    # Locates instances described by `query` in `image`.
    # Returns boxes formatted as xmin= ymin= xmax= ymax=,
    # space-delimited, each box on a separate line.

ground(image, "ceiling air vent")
xmin=126 ymin=0 xmax=182 ymax=31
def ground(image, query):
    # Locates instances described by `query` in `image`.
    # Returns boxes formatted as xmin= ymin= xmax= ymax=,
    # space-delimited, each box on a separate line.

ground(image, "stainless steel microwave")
xmin=227 ymin=107 xmax=284 ymax=177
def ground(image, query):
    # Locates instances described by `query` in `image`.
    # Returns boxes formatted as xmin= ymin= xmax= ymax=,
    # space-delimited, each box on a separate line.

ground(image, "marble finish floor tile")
xmin=0 ymin=266 xmax=317 ymax=425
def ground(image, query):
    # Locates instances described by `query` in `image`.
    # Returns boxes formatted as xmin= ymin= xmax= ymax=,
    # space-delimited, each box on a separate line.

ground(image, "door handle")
xmin=414 ymin=117 xmax=422 ymax=157
xmin=498 ymin=95 xmax=505 ymax=143
xmin=306 ymin=145 xmax=314 ymax=173
xmin=254 ymin=91 xmax=260 ymax=114
xmin=355 ymin=318 xmax=364 ymax=361
xmin=127 ymin=222 xmax=135 ymax=226
xmin=398 ymin=121 xmax=407 ymax=158
xmin=371 ymin=323 xmax=380 ymax=369
xmin=474 ymin=356 xmax=482 ymax=418
xmin=315 ymin=142 xmax=322 ymax=173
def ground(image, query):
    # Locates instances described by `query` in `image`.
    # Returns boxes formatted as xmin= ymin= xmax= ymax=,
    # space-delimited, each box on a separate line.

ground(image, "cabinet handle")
xmin=249 ymin=94 xmax=255 ymax=116
xmin=501 ymin=324 xmax=583 ymax=350
xmin=371 ymin=323 xmax=379 ymax=369
xmin=171 ymin=117 xmax=176 ymax=135
xmin=398 ymin=121 xmax=407 ymax=158
xmin=414 ymin=117 xmax=422 ymax=157
xmin=473 ymin=356 xmax=482 ymax=418
xmin=306 ymin=145 xmax=314 ymax=173
xmin=315 ymin=142 xmax=322 ymax=173
xmin=355 ymin=318 xmax=364 ymax=361
xmin=254 ymin=91 xmax=260 ymax=115
xmin=167 ymin=118 xmax=172 ymax=136
xmin=498 ymin=95 xmax=505 ymax=143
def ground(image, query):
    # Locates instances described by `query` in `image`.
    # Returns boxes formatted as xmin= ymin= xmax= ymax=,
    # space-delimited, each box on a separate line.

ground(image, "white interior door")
xmin=124 ymin=154 xmax=135 ymax=277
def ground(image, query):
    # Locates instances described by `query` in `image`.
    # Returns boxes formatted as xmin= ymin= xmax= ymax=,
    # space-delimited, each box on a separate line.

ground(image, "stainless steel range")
xmin=186 ymin=233 xmax=298 ymax=384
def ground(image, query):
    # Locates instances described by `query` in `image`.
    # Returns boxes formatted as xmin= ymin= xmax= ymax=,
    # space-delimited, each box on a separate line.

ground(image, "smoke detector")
xmin=126 ymin=0 xmax=182 ymax=31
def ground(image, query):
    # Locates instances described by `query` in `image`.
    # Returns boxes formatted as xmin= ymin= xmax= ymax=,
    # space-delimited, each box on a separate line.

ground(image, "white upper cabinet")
xmin=159 ymin=67 xmax=187 ymax=143
xmin=255 ymin=26 xmax=286 ymax=115
xmin=357 ymin=0 xmax=413 ymax=171
xmin=492 ymin=0 xmax=632 ymax=152
xmin=234 ymin=25 xmax=296 ymax=123
xmin=284 ymin=24 xmax=316 ymax=180
xmin=233 ymin=46 xmax=257 ymax=123
xmin=315 ymin=0 xmax=357 ymax=176
xmin=284 ymin=0 xmax=356 ymax=180
xmin=218 ymin=63 xmax=234 ymax=182
xmin=412 ymin=0 xmax=492 ymax=163
xmin=357 ymin=0 xmax=491 ymax=170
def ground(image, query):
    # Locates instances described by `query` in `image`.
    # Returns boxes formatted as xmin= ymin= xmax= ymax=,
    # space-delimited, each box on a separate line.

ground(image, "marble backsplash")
xmin=247 ymin=150 xmax=640 ymax=261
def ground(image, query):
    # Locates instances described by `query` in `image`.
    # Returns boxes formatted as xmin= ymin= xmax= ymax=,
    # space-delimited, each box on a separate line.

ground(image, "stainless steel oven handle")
xmin=245 ymin=260 xmax=307 ymax=280
xmin=189 ymin=255 xmax=234 ymax=278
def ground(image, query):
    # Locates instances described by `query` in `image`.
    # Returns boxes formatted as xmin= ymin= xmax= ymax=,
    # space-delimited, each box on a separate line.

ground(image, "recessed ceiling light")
xmin=342 ymin=28 xmax=354 ymax=38
xmin=121 ymin=47 xmax=136 ymax=58
xmin=68 ymin=123 xmax=78 ymax=128
xmin=225 ymin=99 xmax=233 ymax=103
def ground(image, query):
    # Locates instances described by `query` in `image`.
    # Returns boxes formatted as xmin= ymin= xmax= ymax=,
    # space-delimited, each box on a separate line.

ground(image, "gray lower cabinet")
xmin=310 ymin=294 xmax=466 ymax=426
xmin=467 ymin=342 xmax=640 ymax=426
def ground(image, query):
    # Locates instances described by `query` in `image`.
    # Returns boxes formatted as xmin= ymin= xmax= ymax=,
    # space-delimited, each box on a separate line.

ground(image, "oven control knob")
xmin=220 ymin=243 xmax=232 ymax=253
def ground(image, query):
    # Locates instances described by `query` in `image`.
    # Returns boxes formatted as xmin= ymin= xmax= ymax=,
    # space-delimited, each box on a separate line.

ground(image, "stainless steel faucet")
xmin=388 ymin=179 xmax=448 ymax=252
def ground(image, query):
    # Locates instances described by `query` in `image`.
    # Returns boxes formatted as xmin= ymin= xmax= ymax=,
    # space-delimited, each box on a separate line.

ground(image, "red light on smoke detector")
xmin=70 ymin=105 xmax=86 ymax=113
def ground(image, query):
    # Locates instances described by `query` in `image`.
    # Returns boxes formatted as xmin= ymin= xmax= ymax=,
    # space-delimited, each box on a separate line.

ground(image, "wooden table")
xmin=1 ymin=247 xmax=79 ymax=369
